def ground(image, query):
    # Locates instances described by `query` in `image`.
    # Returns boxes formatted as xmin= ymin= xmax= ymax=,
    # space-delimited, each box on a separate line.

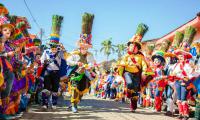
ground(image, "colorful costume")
xmin=40 ymin=15 xmax=64 ymax=109
xmin=151 ymin=51 xmax=167 ymax=112
xmin=0 ymin=10 xmax=19 ymax=119
xmin=163 ymin=52 xmax=178 ymax=115
xmin=66 ymin=12 xmax=96 ymax=113
xmin=118 ymin=23 xmax=148 ymax=112
xmin=171 ymin=49 xmax=193 ymax=119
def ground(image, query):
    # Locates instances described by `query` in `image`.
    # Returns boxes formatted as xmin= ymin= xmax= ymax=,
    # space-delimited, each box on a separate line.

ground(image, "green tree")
xmin=115 ymin=44 xmax=126 ymax=60
xmin=100 ymin=38 xmax=115 ymax=68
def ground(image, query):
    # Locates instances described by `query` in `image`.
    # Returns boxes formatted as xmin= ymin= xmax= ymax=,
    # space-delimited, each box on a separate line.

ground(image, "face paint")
xmin=154 ymin=58 xmax=161 ymax=66
xmin=2 ymin=27 xmax=11 ymax=39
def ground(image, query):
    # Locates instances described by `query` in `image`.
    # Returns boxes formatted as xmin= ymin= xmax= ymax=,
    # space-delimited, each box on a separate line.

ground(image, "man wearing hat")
xmin=40 ymin=15 xmax=64 ymax=110
xmin=171 ymin=49 xmax=193 ymax=120
xmin=118 ymin=38 xmax=148 ymax=112
xmin=118 ymin=23 xmax=148 ymax=112
xmin=66 ymin=13 xmax=96 ymax=113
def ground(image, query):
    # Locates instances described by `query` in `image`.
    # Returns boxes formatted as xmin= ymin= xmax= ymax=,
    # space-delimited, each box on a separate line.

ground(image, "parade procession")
xmin=0 ymin=1 xmax=200 ymax=120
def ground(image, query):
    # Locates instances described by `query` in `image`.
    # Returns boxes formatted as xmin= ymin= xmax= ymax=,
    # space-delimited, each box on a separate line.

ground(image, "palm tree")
xmin=115 ymin=44 xmax=126 ymax=60
xmin=93 ymin=49 xmax=98 ymax=56
xmin=100 ymin=38 xmax=115 ymax=69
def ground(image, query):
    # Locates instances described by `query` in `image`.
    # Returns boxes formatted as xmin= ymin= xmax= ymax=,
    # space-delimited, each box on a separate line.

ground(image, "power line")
xmin=23 ymin=0 xmax=40 ymax=29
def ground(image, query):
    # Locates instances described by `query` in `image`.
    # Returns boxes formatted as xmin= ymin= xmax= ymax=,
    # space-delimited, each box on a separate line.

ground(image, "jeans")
xmin=165 ymin=85 xmax=174 ymax=98
xmin=175 ymin=80 xmax=188 ymax=101
xmin=124 ymin=72 xmax=140 ymax=93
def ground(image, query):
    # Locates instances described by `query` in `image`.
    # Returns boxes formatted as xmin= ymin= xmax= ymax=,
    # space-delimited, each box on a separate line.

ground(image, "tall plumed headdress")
xmin=49 ymin=15 xmax=64 ymax=45
xmin=128 ymin=23 xmax=148 ymax=50
xmin=180 ymin=26 xmax=197 ymax=51
xmin=78 ymin=12 xmax=94 ymax=48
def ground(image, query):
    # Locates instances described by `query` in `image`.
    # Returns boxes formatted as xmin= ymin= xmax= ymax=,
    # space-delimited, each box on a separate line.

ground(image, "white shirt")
xmin=40 ymin=49 xmax=63 ymax=71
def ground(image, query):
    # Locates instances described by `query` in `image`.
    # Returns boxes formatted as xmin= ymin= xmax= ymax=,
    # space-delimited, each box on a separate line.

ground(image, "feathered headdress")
xmin=172 ymin=32 xmax=184 ymax=49
xmin=78 ymin=12 xmax=94 ymax=48
xmin=128 ymin=23 xmax=148 ymax=50
xmin=180 ymin=26 xmax=197 ymax=51
xmin=152 ymin=50 xmax=165 ymax=64
xmin=49 ymin=15 xmax=63 ymax=45
xmin=160 ymin=39 xmax=171 ymax=52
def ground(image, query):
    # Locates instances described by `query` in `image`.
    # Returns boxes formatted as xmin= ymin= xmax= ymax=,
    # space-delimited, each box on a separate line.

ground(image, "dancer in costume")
xmin=40 ymin=15 xmax=64 ymax=109
xmin=171 ymin=49 xmax=193 ymax=120
xmin=163 ymin=32 xmax=183 ymax=116
xmin=0 ymin=7 xmax=22 ymax=119
xmin=66 ymin=12 xmax=96 ymax=113
xmin=141 ymin=44 xmax=155 ymax=108
xmin=163 ymin=52 xmax=178 ymax=116
xmin=118 ymin=23 xmax=148 ymax=112
xmin=151 ymin=51 xmax=167 ymax=112
xmin=188 ymin=42 xmax=200 ymax=120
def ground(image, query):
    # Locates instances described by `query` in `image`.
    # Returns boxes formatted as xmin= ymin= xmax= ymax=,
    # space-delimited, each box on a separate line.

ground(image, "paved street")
xmin=19 ymin=95 xmax=186 ymax=120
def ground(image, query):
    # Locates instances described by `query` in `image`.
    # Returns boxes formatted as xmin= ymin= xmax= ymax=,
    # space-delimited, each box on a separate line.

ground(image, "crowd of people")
xmin=0 ymin=3 xmax=200 ymax=120
xmin=93 ymin=24 xmax=200 ymax=120
xmin=0 ymin=4 xmax=97 ymax=119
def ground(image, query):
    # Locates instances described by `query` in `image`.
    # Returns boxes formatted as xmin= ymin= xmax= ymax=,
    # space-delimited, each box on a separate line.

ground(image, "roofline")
xmin=159 ymin=16 xmax=197 ymax=40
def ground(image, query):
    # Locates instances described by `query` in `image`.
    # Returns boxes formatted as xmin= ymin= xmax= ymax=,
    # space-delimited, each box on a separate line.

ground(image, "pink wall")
xmin=156 ymin=16 xmax=200 ymax=45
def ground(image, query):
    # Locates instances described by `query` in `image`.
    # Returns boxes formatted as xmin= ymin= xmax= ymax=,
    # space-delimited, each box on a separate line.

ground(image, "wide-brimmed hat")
xmin=151 ymin=51 xmax=165 ymax=64
xmin=174 ymin=49 xmax=192 ymax=59
xmin=0 ymin=16 xmax=15 ymax=38
xmin=0 ymin=4 xmax=9 ymax=15
xmin=164 ymin=52 xmax=177 ymax=58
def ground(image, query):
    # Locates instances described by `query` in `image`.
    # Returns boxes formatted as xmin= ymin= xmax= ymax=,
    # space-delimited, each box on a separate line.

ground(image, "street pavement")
xmin=20 ymin=95 xmax=193 ymax=120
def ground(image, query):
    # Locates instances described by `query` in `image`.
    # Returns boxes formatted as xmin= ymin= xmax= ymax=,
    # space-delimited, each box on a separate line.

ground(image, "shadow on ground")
xmin=20 ymin=96 xmax=177 ymax=120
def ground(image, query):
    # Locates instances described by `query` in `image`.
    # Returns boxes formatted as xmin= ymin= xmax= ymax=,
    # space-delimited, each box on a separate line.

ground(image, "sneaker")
xmin=51 ymin=105 xmax=57 ymax=110
xmin=15 ymin=112 xmax=24 ymax=118
xmin=72 ymin=106 xmax=78 ymax=113
xmin=182 ymin=116 xmax=189 ymax=120
xmin=42 ymin=105 xmax=47 ymax=109
xmin=164 ymin=111 xmax=173 ymax=116
xmin=66 ymin=105 xmax=72 ymax=111
xmin=177 ymin=114 xmax=183 ymax=119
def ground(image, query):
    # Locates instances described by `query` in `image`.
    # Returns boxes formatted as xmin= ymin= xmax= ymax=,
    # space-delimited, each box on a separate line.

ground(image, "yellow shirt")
xmin=118 ymin=53 xmax=147 ymax=74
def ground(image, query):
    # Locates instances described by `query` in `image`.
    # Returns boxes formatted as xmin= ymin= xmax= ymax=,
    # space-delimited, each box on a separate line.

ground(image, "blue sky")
xmin=2 ymin=0 xmax=200 ymax=62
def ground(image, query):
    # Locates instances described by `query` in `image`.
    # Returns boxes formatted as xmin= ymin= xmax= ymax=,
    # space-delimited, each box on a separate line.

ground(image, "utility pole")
xmin=39 ymin=28 xmax=44 ymax=44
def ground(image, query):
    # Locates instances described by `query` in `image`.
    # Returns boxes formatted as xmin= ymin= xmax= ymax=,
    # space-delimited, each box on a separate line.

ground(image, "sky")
xmin=1 ymin=0 xmax=200 ymax=62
